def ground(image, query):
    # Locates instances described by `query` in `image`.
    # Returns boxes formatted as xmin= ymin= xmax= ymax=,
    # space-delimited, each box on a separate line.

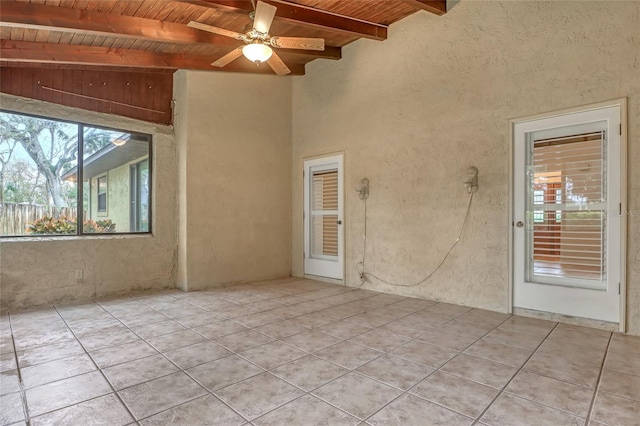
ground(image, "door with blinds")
xmin=303 ymin=155 xmax=344 ymax=280
xmin=513 ymin=105 xmax=623 ymax=323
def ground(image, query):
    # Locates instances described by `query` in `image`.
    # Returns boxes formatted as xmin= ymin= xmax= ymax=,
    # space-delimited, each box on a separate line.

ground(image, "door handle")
xmin=336 ymin=220 xmax=342 ymax=225
xmin=515 ymin=221 xmax=524 ymax=228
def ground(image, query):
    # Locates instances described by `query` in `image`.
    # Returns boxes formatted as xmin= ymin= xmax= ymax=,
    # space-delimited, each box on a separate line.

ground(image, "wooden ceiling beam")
xmin=181 ymin=0 xmax=388 ymax=41
xmin=0 ymin=40 xmax=305 ymax=75
xmin=0 ymin=1 xmax=340 ymax=60
xmin=401 ymin=0 xmax=447 ymax=15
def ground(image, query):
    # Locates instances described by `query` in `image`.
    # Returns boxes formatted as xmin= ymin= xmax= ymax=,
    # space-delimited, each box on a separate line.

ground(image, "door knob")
xmin=336 ymin=220 xmax=342 ymax=225
xmin=516 ymin=221 xmax=524 ymax=228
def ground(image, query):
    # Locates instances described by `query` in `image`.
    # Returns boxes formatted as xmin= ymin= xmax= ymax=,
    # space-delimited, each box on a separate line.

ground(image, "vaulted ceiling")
xmin=0 ymin=0 xmax=446 ymax=123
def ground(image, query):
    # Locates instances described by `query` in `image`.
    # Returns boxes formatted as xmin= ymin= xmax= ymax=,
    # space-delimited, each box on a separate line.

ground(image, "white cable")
xmin=357 ymin=192 xmax=474 ymax=288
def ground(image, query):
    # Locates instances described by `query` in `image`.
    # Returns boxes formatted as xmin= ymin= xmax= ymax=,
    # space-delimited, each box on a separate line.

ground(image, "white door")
xmin=513 ymin=105 xmax=623 ymax=323
xmin=303 ymin=155 xmax=344 ymax=280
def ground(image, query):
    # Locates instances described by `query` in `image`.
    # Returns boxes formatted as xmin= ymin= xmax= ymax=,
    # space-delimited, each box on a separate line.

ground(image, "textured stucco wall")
xmin=292 ymin=1 xmax=640 ymax=334
xmin=0 ymin=94 xmax=178 ymax=311
xmin=173 ymin=71 xmax=292 ymax=290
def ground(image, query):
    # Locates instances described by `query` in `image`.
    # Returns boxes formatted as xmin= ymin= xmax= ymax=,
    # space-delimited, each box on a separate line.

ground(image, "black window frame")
xmin=0 ymin=109 xmax=153 ymax=238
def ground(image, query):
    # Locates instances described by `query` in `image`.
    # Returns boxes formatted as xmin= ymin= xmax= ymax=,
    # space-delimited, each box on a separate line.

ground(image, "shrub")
xmin=27 ymin=216 xmax=116 ymax=234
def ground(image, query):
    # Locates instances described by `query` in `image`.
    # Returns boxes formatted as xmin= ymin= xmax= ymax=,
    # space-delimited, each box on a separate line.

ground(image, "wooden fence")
xmin=0 ymin=203 xmax=76 ymax=236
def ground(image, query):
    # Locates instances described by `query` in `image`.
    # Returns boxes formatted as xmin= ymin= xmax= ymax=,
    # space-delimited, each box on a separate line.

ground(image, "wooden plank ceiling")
xmin=0 ymin=0 xmax=446 ymax=124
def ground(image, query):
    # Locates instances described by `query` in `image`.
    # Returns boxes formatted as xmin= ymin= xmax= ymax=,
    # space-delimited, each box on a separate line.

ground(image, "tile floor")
xmin=1 ymin=277 xmax=639 ymax=425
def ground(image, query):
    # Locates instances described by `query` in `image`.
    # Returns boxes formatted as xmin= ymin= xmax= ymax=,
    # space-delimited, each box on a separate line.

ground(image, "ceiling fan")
xmin=188 ymin=0 xmax=325 ymax=76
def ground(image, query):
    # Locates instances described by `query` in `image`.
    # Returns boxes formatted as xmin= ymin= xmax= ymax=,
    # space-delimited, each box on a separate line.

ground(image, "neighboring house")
xmin=62 ymin=136 xmax=150 ymax=233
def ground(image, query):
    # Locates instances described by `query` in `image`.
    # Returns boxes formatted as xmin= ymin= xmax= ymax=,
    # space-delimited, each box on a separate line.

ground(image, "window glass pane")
xmin=1 ymin=112 xmax=78 ymax=236
xmin=82 ymin=127 xmax=150 ymax=234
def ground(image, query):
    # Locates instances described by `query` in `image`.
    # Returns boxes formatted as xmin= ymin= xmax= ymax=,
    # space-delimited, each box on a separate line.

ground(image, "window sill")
xmin=0 ymin=233 xmax=153 ymax=242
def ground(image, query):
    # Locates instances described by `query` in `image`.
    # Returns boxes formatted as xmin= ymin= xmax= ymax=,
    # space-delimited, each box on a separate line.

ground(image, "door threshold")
xmin=303 ymin=274 xmax=345 ymax=286
xmin=513 ymin=307 xmax=621 ymax=333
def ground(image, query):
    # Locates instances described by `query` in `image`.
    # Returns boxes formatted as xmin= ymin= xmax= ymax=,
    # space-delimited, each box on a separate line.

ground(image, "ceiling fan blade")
xmin=188 ymin=21 xmax=244 ymax=40
xmin=212 ymin=47 xmax=244 ymax=67
xmin=270 ymin=36 xmax=325 ymax=51
xmin=253 ymin=1 xmax=277 ymax=34
xmin=266 ymin=51 xmax=291 ymax=76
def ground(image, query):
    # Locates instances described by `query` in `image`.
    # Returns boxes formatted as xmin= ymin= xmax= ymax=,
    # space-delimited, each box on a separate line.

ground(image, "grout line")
xmin=469 ymin=322 xmax=561 ymax=425
xmin=584 ymin=332 xmax=613 ymax=425
xmin=52 ymin=304 xmax=141 ymax=426
xmin=7 ymin=313 xmax=31 ymax=426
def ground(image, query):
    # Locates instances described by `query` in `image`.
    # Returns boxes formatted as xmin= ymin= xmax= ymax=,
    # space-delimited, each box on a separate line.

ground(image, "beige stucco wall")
xmin=173 ymin=71 xmax=292 ymax=290
xmin=0 ymin=94 xmax=177 ymax=311
xmin=292 ymin=1 xmax=640 ymax=334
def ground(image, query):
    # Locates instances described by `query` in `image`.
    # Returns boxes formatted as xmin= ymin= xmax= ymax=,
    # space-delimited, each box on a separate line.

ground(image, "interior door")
xmin=303 ymin=155 xmax=344 ymax=280
xmin=513 ymin=105 xmax=623 ymax=323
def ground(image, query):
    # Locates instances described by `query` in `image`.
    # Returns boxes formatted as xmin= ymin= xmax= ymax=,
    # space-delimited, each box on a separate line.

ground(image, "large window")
xmin=0 ymin=111 xmax=152 ymax=237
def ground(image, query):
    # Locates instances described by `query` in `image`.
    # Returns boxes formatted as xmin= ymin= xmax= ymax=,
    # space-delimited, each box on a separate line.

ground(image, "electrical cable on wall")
xmin=355 ymin=167 xmax=477 ymax=288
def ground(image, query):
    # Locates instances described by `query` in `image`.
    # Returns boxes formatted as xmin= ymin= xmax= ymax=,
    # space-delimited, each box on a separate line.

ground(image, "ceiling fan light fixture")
xmin=242 ymin=43 xmax=273 ymax=64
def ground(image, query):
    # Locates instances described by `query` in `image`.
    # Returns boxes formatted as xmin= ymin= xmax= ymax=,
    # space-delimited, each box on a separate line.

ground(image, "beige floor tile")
xmin=391 ymin=340 xmax=458 ymax=368
xmin=368 ymin=393 xmax=473 ymax=426
xmin=164 ymin=340 xmax=231 ymax=369
xmin=78 ymin=329 xmax=139 ymax=352
xmin=30 ymin=393 xmax=133 ymax=426
xmin=598 ymin=369 xmax=640 ymax=401
xmin=21 ymin=353 xmax=96 ymax=389
xmin=464 ymin=340 xmax=532 ymax=368
xmin=505 ymin=370 xmax=594 ymax=417
xmin=0 ymin=352 xmax=16 ymax=373
xmin=441 ymin=354 xmax=518 ymax=389
xmin=174 ymin=312 xmax=223 ymax=328
xmin=316 ymin=320 xmax=371 ymax=339
xmin=282 ymin=330 xmax=342 ymax=353
xmin=379 ymin=318 xmax=433 ymax=339
xmin=193 ymin=320 xmax=247 ymax=339
xmin=556 ymin=323 xmax=612 ymax=337
xmin=214 ymin=305 xmax=259 ymax=319
xmin=546 ymin=328 xmax=610 ymax=351
xmin=482 ymin=328 xmax=545 ymax=351
xmin=232 ymin=312 xmax=280 ymax=328
xmin=187 ymin=355 xmax=263 ymax=391
xmin=117 ymin=312 xmax=169 ymax=328
xmin=238 ymin=341 xmax=307 ymax=370
xmin=26 ymin=371 xmax=112 ymax=416
xmin=402 ymin=311 xmax=452 ymax=328
xmin=140 ymin=394 xmax=245 ymax=426
xmin=17 ymin=340 xmax=85 ymax=368
xmin=312 ymin=372 xmax=402 ymax=420
xmin=349 ymin=328 xmax=410 ymax=353
xmin=103 ymin=354 xmax=179 ymax=390
xmin=591 ymin=392 xmax=640 ymax=425
xmin=498 ymin=317 xmax=556 ymax=337
xmin=12 ymin=329 xmax=76 ymax=351
xmin=524 ymin=351 xmax=600 ymax=388
xmin=254 ymin=394 xmax=359 ymax=426
xmin=214 ymin=372 xmax=304 ymax=421
xmin=344 ymin=313 xmax=392 ymax=328
xmin=536 ymin=339 xmax=605 ymax=367
xmin=0 ymin=370 xmax=21 ymax=395
xmin=130 ymin=320 xmax=187 ymax=339
xmin=410 ymin=371 xmax=499 ymax=418
xmin=456 ymin=309 xmax=511 ymax=327
xmin=243 ymin=299 xmax=286 ymax=313
xmin=425 ymin=303 xmax=472 ymax=317
xmin=144 ymin=329 xmax=206 ymax=353
xmin=90 ymin=339 xmax=158 ymax=368
xmin=214 ymin=330 xmax=274 ymax=352
xmin=481 ymin=393 xmax=584 ymax=426
xmin=292 ymin=312 xmax=337 ymax=328
xmin=118 ymin=372 xmax=206 ymax=420
xmin=604 ymin=350 xmax=640 ymax=376
xmin=271 ymin=355 xmax=348 ymax=392
xmin=314 ymin=341 xmax=382 ymax=370
xmin=253 ymin=320 xmax=309 ymax=339
xmin=609 ymin=333 xmax=640 ymax=354
xmin=416 ymin=328 xmax=480 ymax=351
xmin=356 ymin=355 xmax=434 ymax=391
xmin=0 ymin=391 xmax=25 ymax=425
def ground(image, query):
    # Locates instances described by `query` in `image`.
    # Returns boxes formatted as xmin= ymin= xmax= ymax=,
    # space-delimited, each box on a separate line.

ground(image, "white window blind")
xmin=528 ymin=131 xmax=606 ymax=283
xmin=311 ymin=170 xmax=338 ymax=257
